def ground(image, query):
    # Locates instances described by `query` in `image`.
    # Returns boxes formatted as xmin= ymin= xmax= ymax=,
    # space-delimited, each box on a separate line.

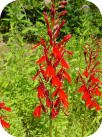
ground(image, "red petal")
xmin=59 ymin=89 xmax=68 ymax=100
xmin=51 ymin=108 xmax=59 ymax=118
xmin=36 ymin=56 xmax=46 ymax=64
xmin=0 ymin=102 xmax=5 ymax=108
xmin=78 ymin=85 xmax=86 ymax=93
xmin=63 ymin=34 xmax=72 ymax=42
xmin=45 ymin=65 xmax=55 ymax=78
xmin=61 ymin=59 xmax=70 ymax=69
xmin=52 ymin=76 xmax=62 ymax=87
xmin=0 ymin=119 xmax=10 ymax=128
xmin=43 ymin=12 xmax=49 ymax=28
xmin=46 ymin=98 xmax=51 ymax=108
xmin=33 ymin=105 xmax=42 ymax=118
xmin=59 ymin=89 xmax=69 ymax=108
xmin=37 ymin=86 xmax=45 ymax=98
xmin=91 ymin=76 xmax=101 ymax=83
xmin=83 ymin=70 xmax=89 ymax=78
xmin=82 ymin=91 xmax=90 ymax=101
xmin=85 ymin=99 xmax=92 ymax=107
xmin=53 ymin=47 xmax=62 ymax=59
xmin=63 ymin=71 xmax=71 ymax=83
xmin=95 ymin=88 xmax=102 ymax=96
xmin=59 ymin=34 xmax=72 ymax=46
xmin=2 ymin=107 xmax=11 ymax=112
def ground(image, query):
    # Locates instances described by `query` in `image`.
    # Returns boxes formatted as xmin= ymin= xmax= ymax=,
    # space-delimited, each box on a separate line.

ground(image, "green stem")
xmin=49 ymin=116 xmax=52 ymax=137
xmin=82 ymin=106 xmax=86 ymax=137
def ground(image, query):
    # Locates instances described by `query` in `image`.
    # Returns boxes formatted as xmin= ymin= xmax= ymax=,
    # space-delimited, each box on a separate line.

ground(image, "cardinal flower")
xmin=77 ymin=46 xmax=102 ymax=111
xmin=32 ymin=0 xmax=72 ymax=119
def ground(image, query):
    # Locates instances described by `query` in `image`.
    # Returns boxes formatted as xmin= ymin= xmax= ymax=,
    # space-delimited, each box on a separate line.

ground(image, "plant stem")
xmin=82 ymin=106 xmax=86 ymax=137
xmin=49 ymin=116 xmax=52 ymax=137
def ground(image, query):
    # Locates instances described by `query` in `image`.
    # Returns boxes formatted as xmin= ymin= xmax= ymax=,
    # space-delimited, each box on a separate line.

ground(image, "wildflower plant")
xmin=77 ymin=45 xmax=102 ymax=111
xmin=31 ymin=0 xmax=73 ymax=136
xmin=0 ymin=102 xmax=11 ymax=128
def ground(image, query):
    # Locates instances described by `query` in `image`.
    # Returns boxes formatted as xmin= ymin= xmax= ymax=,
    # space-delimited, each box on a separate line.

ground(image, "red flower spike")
xmin=77 ymin=46 xmax=102 ymax=111
xmin=32 ymin=0 xmax=71 ymax=119
xmin=33 ymin=105 xmax=42 ymax=118
xmin=0 ymin=119 xmax=10 ymax=128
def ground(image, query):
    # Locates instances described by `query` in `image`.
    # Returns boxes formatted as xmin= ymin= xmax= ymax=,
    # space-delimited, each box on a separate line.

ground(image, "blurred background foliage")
xmin=0 ymin=0 xmax=102 ymax=137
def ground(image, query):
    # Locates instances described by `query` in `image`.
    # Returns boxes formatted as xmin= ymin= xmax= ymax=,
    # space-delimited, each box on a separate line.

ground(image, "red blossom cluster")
xmin=32 ymin=0 xmax=73 ymax=118
xmin=77 ymin=46 xmax=102 ymax=111
xmin=0 ymin=102 xmax=11 ymax=128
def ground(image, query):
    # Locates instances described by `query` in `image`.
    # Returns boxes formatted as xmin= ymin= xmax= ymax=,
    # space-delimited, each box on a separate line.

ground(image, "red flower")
xmin=77 ymin=46 xmax=102 ymax=111
xmin=54 ymin=20 xmax=66 ymax=38
xmin=78 ymin=85 xmax=86 ymax=93
xmin=59 ymin=10 xmax=68 ymax=18
xmin=37 ymin=85 xmax=45 ymax=98
xmin=33 ymin=105 xmax=42 ymax=118
xmin=53 ymin=47 xmax=62 ymax=59
xmin=36 ymin=56 xmax=46 ymax=64
xmin=46 ymin=98 xmax=51 ymax=108
xmin=0 ymin=118 xmax=10 ymax=128
xmin=51 ymin=108 xmax=59 ymax=118
xmin=45 ymin=65 xmax=55 ymax=78
xmin=59 ymin=89 xmax=69 ymax=108
xmin=63 ymin=70 xmax=71 ymax=83
xmin=0 ymin=102 xmax=11 ymax=112
xmin=52 ymin=76 xmax=62 ymax=87
xmin=61 ymin=58 xmax=70 ymax=69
